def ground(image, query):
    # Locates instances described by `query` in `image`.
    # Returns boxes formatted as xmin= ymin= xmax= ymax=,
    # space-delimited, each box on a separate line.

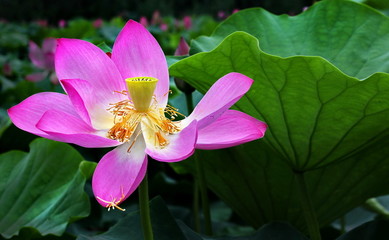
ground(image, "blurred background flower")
xmin=26 ymin=38 xmax=58 ymax=84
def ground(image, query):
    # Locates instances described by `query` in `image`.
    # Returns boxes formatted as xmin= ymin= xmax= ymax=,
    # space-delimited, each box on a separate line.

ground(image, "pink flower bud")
xmin=139 ymin=16 xmax=149 ymax=27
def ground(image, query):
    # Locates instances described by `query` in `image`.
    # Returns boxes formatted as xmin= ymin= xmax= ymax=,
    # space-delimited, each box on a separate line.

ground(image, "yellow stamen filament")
xmin=96 ymin=187 xmax=126 ymax=211
xmin=107 ymin=88 xmax=182 ymax=149
xmin=163 ymin=89 xmax=173 ymax=96
xmin=155 ymin=131 xmax=168 ymax=147
xmin=165 ymin=104 xmax=185 ymax=120
xmin=107 ymin=99 xmax=143 ymax=143
xmin=127 ymin=128 xmax=143 ymax=152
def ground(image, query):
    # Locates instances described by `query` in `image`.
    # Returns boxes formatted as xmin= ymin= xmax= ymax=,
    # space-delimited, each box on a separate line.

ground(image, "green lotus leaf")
xmin=171 ymin=132 xmax=389 ymax=230
xmin=170 ymin=32 xmax=389 ymax=170
xmin=191 ymin=0 xmax=389 ymax=79
xmin=364 ymin=0 xmax=389 ymax=10
xmin=77 ymin=197 xmax=187 ymax=240
xmin=0 ymin=138 xmax=92 ymax=238
xmin=77 ymin=197 xmax=307 ymax=240
xmin=0 ymin=109 xmax=11 ymax=138
xmin=337 ymin=220 xmax=389 ymax=239
xmin=178 ymin=221 xmax=307 ymax=240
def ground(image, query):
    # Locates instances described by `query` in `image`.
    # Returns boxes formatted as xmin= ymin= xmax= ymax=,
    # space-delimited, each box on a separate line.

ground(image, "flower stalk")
xmin=139 ymin=172 xmax=154 ymax=240
xmin=185 ymin=92 xmax=213 ymax=236
xmin=294 ymin=171 xmax=321 ymax=240
xmin=195 ymin=153 xmax=213 ymax=235
xmin=193 ymin=181 xmax=201 ymax=232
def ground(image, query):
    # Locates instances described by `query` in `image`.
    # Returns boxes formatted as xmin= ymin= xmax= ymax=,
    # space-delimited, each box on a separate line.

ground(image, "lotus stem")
xmin=295 ymin=171 xmax=321 ymax=240
xmin=139 ymin=172 xmax=154 ymax=240
xmin=193 ymin=181 xmax=201 ymax=232
xmin=185 ymin=92 xmax=213 ymax=236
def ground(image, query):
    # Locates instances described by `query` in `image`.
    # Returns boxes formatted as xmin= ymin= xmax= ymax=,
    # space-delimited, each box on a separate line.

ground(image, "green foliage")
xmin=0 ymin=138 xmax=93 ymax=238
xmin=178 ymin=222 xmax=308 ymax=239
xmin=191 ymin=0 xmax=389 ymax=79
xmin=171 ymin=32 xmax=389 ymax=170
xmin=77 ymin=197 xmax=308 ymax=240
xmin=0 ymin=109 xmax=11 ymax=138
xmin=169 ymin=0 xmax=389 ymax=232
xmin=172 ymin=134 xmax=389 ymax=230
xmin=49 ymin=19 xmax=97 ymax=40
xmin=96 ymin=42 xmax=112 ymax=54
xmin=337 ymin=220 xmax=389 ymax=240
xmin=77 ymin=197 xmax=187 ymax=240
xmin=0 ymin=22 xmax=28 ymax=51
xmin=364 ymin=0 xmax=389 ymax=9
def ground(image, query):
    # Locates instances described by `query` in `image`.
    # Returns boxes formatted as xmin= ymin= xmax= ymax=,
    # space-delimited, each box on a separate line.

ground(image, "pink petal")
xmin=174 ymin=37 xmax=189 ymax=56
xmin=185 ymin=72 xmax=254 ymax=129
xmin=55 ymin=38 xmax=126 ymax=97
xmin=196 ymin=110 xmax=267 ymax=150
xmin=44 ymin=52 xmax=55 ymax=70
xmin=26 ymin=72 xmax=47 ymax=82
xmin=29 ymin=41 xmax=45 ymax=69
xmin=92 ymin=139 xmax=148 ymax=208
xmin=8 ymin=92 xmax=76 ymax=139
xmin=61 ymin=79 xmax=123 ymax=130
xmin=183 ymin=16 xmax=192 ymax=30
xmin=139 ymin=16 xmax=149 ymax=27
xmin=144 ymin=120 xmax=197 ymax=162
xmin=42 ymin=38 xmax=57 ymax=70
xmin=36 ymin=110 xmax=120 ymax=148
xmin=42 ymin=38 xmax=56 ymax=54
xmin=111 ymin=20 xmax=169 ymax=107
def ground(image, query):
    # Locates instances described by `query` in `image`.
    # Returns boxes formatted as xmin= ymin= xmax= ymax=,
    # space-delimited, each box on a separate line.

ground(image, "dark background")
xmin=0 ymin=0 xmax=314 ymax=22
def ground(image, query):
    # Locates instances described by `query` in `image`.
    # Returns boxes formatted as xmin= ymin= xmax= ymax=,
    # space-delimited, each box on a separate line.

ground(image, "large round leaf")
xmin=77 ymin=197 xmax=307 ymax=240
xmin=191 ymin=0 xmax=389 ymax=79
xmin=171 ymin=132 xmax=389 ymax=230
xmin=77 ymin=197 xmax=188 ymax=240
xmin=0 ymin=138 xmax=93 ymax=238
xmin=337 ymin=220 xmax=389 ymax=240
xmin=170 ymin=32 xmax=389 ymax=170
xmin=0 ymin=109 xmax=11 ymax=138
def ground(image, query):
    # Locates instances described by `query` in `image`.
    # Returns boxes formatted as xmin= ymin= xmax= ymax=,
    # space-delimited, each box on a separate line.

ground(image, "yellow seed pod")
xmin=125 ymin=77 xmax=158 ymax=112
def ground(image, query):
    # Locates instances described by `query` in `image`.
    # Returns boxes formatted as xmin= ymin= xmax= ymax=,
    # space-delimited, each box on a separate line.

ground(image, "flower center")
xmin=126 ymin=76 xmax=158 ymax=112
xmin=106 ymin=77 xmax=181 ymax=149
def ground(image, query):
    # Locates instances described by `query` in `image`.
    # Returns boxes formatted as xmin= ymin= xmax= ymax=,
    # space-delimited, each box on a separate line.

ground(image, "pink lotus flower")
xmin=8 ymin=20 xmax=266 ymax=210
xmin=151 ymin=10 xmax=161 ymax=25
xmin=93 ymin=18 xmax=103 ymax=28
xmin=174 ymin=37 xmax=190 ymax=56
xmin=173 ymin=38 xmax=194 ymax=94
xmin=3 ymin=62 xmax=12 ymax=76
xmin=183 ymin=16 xmax=192 ymax=30
xmin=58 ymin=19 xmax=67 ymax=28
xmin=139 ymin=16 xmax=149 ymax=27
xmin=34 ymin=19 xmax=48 ymax=27
xmin=218 ymin=11 xmax=226 ymax=19
xmin=26 ymin=38 xmax=58 ymax=84
xmin=159 ymin=23 xmax=168 ymax=32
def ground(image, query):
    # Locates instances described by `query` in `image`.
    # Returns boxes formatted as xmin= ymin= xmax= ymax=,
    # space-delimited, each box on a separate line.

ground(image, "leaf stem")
xmin=185 ymin=92 xmax=194 ymax=115
xmin=364 ymin=198 xmax=389 ymax=219
xmin=193 ymin=181 xmax=201 ymax=232
xmin=139 ymin=172 xmax=154 ymax=240
xmin=195 ymin=153 xmax=213 ymax=235
xmin=294 ymin=171 xmax=321 ymax=240
xmin=185 ymin=92 xmax=213 ymax=236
